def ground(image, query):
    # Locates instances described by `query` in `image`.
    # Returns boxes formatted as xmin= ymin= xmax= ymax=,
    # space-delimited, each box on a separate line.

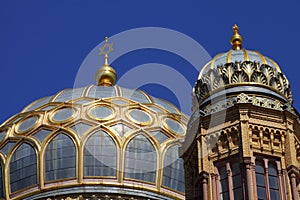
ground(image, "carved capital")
xmin=287 ymin=165 xmax=299 ymax=177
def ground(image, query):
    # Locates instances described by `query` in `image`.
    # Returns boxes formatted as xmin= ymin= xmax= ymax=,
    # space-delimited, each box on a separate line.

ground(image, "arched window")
xmin=45 ymin=133 xmax=76 ymax=181
xmin=124 ymin=134 xmax=157 ymax=183
xmin=215 ymin=161 xmax=242 ymax=200
xmin=162 ymin=145 xmax=185 ymax=193
xmin=255 ymin=160 xmax=266 ymax=200
xmin=268 ymin=163 xmax=279 ymax=199
xmin=84 ymin=130 xmax=117 ymax=177
xmin=10 ymin=143 xmax=37 ymax=192
xmin=255 ymin=159 xmax=280 ymax=200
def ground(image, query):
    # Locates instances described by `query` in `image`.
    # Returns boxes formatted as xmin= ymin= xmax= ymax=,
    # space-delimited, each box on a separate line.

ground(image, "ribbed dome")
xmin=199 ymin=49 xmax=282 ymax=77
xmin=192 ymin=25 xmax=294 ymax=118
xmin=0 ymin=85 xmax=187 ymax=200
xmin=195 ymin=48 xmax=292 ymax=105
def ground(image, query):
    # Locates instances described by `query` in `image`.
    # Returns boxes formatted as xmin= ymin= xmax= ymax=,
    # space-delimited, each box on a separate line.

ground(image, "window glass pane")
xmin=219 ymin=166 xmax=227 ymax=180
xmin=33 ymin=129 xmax=51 ymax=143
xmin=45 ymin=133 xmax=76 ymax=181
xmin=220 ymin=179 xmax=229 ymax=192
xmin=233 ymin=174 xmax=242 ymax=188
xmin=269 ymin=176 xmax=278 ymax=189
xmin=233 ymin=187 xmax=243 ymax=200
xmin=71 ymin=123 xmax=92 ymax=137
xmin=257 ymin=187 xmax=266 ymax=200
xmin=165 ymin=119 xmax=184 ymax=134
xmin=18 ymin=117 xmax=37 ymax=132
xmin=110 ymin=123 xmax=132 ymax=137
xmin=84 ymin=131 xmax=117 ymax=177
xmin=270 ymin=189 xmax=280 ymax=200
xmin=220 ymin=191 xmax=229 ymax=200
xmin=10 ymin=143 xmax=37 ymax=192
xmin=231 ymin=162 xmax=240 ymax=175
xmin=53 ymin=108 xmax=74 ymax=122
xmin=268 ymin=163 xmax=277 ymax=176
xmin=129 ymin=109 xmax=150 ymax=123
xmin=125 ymin=134 xmax=157 ymax=183
xmin=87 ymin=86 xmax=116 ymax=99
xmin=54 ymin=87 xmax=85 ymax=102
xmin=90 ymin=106 xmax=113 ymax=119
xmin=153 ymin=97 xmax=178 ymax=114
xmin=256 ymin=174 xmax=266 ymax=186
xmin=162 ymin=145 xmax=185 ymax=193
xmin=255 ymin=161 xmax=265 ymax=173
xmin=0 ymin=142 xmax=15 ymax=156
xmin=151 ymin=131 xmax=169 ymax=144
xmin=121 ymin=88 xmax=150 ymax=103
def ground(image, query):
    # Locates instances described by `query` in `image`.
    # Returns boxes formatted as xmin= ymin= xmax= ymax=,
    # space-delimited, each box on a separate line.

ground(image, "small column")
xmin=252 ymin=157 xmax=257 ymax=200
xmin=282 ymin=169 xmax=289 ymax=200
xmin=244 ymin=157 xmax=253 ymax=200
xmin=288 ymin=166 xmax=299 ymax=200
xmin=212 ymin=170 xmax=217 ymax=200
xmin=201 ymin=172 xmax=209 ymax=200
xmin=216 ymin=169 xmax=221 ymax=200
xmin=276 ymin=161 xmax=285 ymax=200
xmin=226 ymin=162 xmax=234 ymax=200
xmin=263 ymin=158 xmax=271 ymax=200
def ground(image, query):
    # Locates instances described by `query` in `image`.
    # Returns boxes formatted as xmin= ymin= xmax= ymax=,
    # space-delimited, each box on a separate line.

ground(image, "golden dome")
xmin=194 ymin=25 xmax=292 ymax=109
xmin=0 ymin=85 xmax=187 ymax=200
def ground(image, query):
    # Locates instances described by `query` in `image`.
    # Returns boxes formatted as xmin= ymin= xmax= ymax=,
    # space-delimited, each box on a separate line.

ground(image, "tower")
xmin=181 ymin=25 xmax=299 ymax=200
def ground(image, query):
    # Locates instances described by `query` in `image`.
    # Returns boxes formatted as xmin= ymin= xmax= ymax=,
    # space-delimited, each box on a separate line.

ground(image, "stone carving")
xmin=201 ymin=93 xmax=291 ymax=116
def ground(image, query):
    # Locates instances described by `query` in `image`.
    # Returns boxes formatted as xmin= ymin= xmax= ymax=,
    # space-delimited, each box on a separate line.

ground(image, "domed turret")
xmin=182 ymin=25 xmax=299 ymax=200
xmin=193 ymin=25 xmax=293 ymax=115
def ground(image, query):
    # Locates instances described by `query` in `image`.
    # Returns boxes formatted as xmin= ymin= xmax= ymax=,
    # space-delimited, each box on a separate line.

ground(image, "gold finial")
xmin=95 ymin=36 xmax=117 ymax=86
xmin=230 ymin=24 xmax=243 ymax=50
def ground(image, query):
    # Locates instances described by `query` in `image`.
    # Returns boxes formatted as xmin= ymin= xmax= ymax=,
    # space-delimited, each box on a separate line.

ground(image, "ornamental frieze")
xmin=194 ymin=61 xmax=292 ymax=103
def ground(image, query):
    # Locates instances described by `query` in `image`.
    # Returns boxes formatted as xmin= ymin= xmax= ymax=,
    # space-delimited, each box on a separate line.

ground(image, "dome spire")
xmin=230 ymin=24 xmax=243 ymax=50
xmin=95 ymin=36 xmax=117 ymax=86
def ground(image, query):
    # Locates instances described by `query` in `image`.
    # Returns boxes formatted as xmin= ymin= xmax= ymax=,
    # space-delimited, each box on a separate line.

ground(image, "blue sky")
xmin=1 ymin=0 xmax=300 ymax=122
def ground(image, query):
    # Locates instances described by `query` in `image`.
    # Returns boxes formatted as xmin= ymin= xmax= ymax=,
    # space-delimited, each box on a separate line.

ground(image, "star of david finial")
xmin=232 ymin=24 xmax=239 ymax=33
xmin=99 ymin=36 xmax=113 ymax=65
xmin=94 ymin=36 xmax=117 ymax=86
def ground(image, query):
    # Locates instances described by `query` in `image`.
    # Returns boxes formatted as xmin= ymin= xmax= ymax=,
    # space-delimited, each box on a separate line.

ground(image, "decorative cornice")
xmin=201 ymin=93 xmax=294 ymax=116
